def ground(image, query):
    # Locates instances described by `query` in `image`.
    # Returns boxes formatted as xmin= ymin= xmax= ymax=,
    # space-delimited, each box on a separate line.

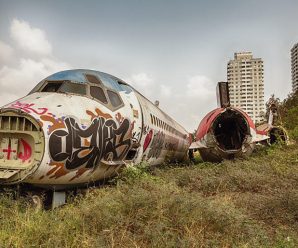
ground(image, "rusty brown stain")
xmin=47 ymin=162 xmax=68 ymax=179
xmin=37 ymin=120 xmax=44 ymax=127
xmin=40 ymin=115 xmax=65 ymax=133
xmin=84 ymin=138 xmax=91 ymax=146
xmin=86 ymin=108 xmax=112 ymax=121
xmin=78 ymin=149 xmax=92 ymax=157
xmin=133 ymin=109 xmax=139 ymax=118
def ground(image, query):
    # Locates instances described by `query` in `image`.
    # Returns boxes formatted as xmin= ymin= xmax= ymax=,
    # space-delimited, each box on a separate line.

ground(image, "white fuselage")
xmin=0 ymin=79 xmax=190 ymax=188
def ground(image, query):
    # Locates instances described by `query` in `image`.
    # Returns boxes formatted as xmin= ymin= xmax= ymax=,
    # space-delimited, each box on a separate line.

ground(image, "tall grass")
xmin=0 ymin=145 xmax=297 ymax=247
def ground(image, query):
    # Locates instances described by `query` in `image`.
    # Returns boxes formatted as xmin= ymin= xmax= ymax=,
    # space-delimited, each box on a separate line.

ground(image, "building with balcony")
xmin=291 ymin=43 xmax=298 ymax=92
xmin=227 ymin=52 xmax=265 ymax=123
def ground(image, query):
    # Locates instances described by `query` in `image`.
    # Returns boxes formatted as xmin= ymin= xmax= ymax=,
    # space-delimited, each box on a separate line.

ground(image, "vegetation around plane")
xmin=0 ymin=92 xmax=297 ymax=247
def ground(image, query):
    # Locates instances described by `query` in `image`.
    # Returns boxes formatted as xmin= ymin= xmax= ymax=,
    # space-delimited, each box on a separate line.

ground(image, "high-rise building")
xmin=291 ymin=43 xmax=298 ymax=92
xmin=227 ymin=52 xmax=265 ymax=123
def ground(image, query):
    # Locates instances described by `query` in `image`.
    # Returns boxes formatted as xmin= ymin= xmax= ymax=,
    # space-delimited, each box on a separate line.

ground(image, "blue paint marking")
xmin=45 ymin=69 xmax=124 ymax=92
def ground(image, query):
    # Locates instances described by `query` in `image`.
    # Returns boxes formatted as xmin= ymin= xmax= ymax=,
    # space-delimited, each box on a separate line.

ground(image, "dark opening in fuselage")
xmin=212 ymin=109 xmax=250 ymax=151
xmin=268 ymin=127 xmax=287 ymax=145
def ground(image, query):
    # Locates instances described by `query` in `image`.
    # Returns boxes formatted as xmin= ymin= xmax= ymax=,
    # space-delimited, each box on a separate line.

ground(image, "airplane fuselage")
xmin=0 ymin=70 xmax=190 ymax=189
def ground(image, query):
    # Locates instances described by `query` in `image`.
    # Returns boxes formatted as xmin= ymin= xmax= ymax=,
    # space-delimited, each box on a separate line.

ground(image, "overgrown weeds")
xmin=0 ymin=145 xmax=297 ymax=247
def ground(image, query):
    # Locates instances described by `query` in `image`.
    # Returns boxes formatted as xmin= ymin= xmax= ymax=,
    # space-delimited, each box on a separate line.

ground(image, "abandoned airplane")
xmin=0 ymin=69 xmax=190 ymax=206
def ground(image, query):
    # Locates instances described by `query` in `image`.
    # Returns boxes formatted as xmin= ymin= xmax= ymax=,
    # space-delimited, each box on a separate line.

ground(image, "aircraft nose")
xmin=0 ymin=108 xmax=45 ymax=183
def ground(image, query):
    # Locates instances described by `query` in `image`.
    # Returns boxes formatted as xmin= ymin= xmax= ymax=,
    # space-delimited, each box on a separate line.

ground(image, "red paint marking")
xmin=3 ymin=145 xmax=16 ymax=160
xmin=143 ymin=129 xmax=153 ymax=152
xmin=10 ymin=101 xmax=48 ymax=115
xmin=18 ymin=139 xmax=32 ymax=163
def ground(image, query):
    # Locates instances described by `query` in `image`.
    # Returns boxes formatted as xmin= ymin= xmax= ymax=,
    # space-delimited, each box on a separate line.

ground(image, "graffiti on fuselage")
xmin=143 ymin=129 xmax=153 ymax=153
xmin=147 ymin=131 xmax=165 ymax=159
xmin=164 ymin=139 xmax=179 ymax=151
xmin=10 ymin=101 xmax=49 ymax=115
xmin=38 ymin=108 xmax=133 ymax=180
xmin=48 ymin=116 xmax=132 ymax=170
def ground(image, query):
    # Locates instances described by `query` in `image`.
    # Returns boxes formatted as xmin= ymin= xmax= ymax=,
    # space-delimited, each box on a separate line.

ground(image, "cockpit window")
xmin=59 ymin=82 xmax=86 ymax=95
xmin=90 ymin=86 xmax=108 ymax=103
xmin=118 ymin=81 xmax=133 ymax=93
xmin=40 ymin=81 xmax=86 ymax=95
xmin=107 ymin=90 xmax=123 ymax=107
xmin=85 ymin=74 xmax=102 ymax=85
xmin=41 ymin=82 xmax=63 ymax=92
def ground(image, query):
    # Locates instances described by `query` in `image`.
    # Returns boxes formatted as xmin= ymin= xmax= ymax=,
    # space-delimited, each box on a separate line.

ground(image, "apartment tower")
xmin=227 ymin=52 xmax=265 ymax=123
xmin=291 ymin=43 xmax=298 ymax=92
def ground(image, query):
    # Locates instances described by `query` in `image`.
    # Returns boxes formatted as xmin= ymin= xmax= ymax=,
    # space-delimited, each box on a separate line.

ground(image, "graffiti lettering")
xmin=3 ymin=145 xmax=16 ymax=160
xmin=147 ymin=131 xmax=165 ymax=159
xmin=18 ymin=139 xmax=32 ymax=162
xmin=49 ymin=116 xmax=132 ymax=170
xmin=1 ymin=138 xmax=32 ymax=162
xmin=10 ymin=101 xmax=48 ymax=115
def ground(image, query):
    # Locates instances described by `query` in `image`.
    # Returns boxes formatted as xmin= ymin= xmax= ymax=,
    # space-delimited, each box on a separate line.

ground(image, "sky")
xmin=0 ymin=0 xmax=297 ymax=131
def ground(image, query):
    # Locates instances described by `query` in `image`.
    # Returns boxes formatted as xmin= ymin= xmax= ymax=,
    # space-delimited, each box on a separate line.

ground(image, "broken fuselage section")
xmin=190 ymin=107 xmax=262 ymax=162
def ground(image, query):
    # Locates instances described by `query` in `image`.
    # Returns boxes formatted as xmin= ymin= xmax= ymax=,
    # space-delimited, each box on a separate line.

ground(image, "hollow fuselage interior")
xmin=212 ymin=109 xmax=250 ymax=151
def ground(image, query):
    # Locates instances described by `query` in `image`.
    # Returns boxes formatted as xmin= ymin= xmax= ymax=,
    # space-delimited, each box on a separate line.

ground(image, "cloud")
xmin=125 ymin=73 xmax=156 ymax=99
xmin=160 ymin=84 xmax=172 ymax=97
xmin=0 ymin=58 xmax=68 ymax=94
xmin=125 ymin=72 xmax=217 ymax=131
xmin=0 ymin=17 xmax=217 ymax=132
xmin=160 ymin=74 xmax=217 ymax=131
xmin=0 ymin=41 xmax=14 ymax=64
xmin=0 ymin=18 xmax=69 ymax=107
xmin=186 ymin=75 xmax=215 ymax=99
xmin=10 ymin=19 xmax=52 ymax=55
xmin=127 ymin=73 xmax=154 ymax=88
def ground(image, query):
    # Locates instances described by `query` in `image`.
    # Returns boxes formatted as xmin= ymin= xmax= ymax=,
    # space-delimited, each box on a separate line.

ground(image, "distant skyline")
xmin=0 ymin=0 xmax=297 ymax=131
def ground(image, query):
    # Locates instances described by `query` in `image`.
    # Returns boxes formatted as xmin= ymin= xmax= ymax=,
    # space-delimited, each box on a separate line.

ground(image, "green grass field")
xmin=0 ymin=144 xmax=297 ymax=248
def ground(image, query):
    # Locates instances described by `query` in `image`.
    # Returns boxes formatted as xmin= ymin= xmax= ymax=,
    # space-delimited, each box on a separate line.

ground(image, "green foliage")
xmin=113 ymin=162 xmax=153 ymax=184
xmin=284 ymin=106 xmax=298 ymax=130
xmin=290 ymin=126 xmax=298 ymax=141
xmin=279 ymin=91 xmax=298 ymax=139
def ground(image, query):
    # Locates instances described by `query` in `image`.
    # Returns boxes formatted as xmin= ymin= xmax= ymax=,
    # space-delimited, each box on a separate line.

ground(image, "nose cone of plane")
xmin=0 ymin=108 xmax=45 ymax=184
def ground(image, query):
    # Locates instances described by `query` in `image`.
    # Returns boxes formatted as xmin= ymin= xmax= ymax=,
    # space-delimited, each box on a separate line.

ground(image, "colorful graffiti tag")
xmin=1 ymin=138 xmax=32 ymax=162
xmin=10 ymin=101 xmax=48 ymax=115
xmin=147 ymin=131 xmax=165 ymax=159
xmin=39 ymin=108 xmax=134 ymax=179
xmin=49 ymin=116 xmax=132 ymax=170
xmin=143 ymin=129 xmax=153 ymax=153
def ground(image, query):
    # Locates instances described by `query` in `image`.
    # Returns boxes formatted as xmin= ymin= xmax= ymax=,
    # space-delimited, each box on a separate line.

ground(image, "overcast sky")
xmin=0 ymin=0 xmax=297 ymax=131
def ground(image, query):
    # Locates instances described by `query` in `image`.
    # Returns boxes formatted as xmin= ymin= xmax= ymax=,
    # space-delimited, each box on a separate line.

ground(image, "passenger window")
xmin=107 ymin=90 xmax=122 ymax=107
xmin=90 ymin=86 xmax=108 ymax=103
xmin=59 ymin=82 xmax=86 ymax=95
xmin=41 ymin=82 xmax=63 ymax=92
